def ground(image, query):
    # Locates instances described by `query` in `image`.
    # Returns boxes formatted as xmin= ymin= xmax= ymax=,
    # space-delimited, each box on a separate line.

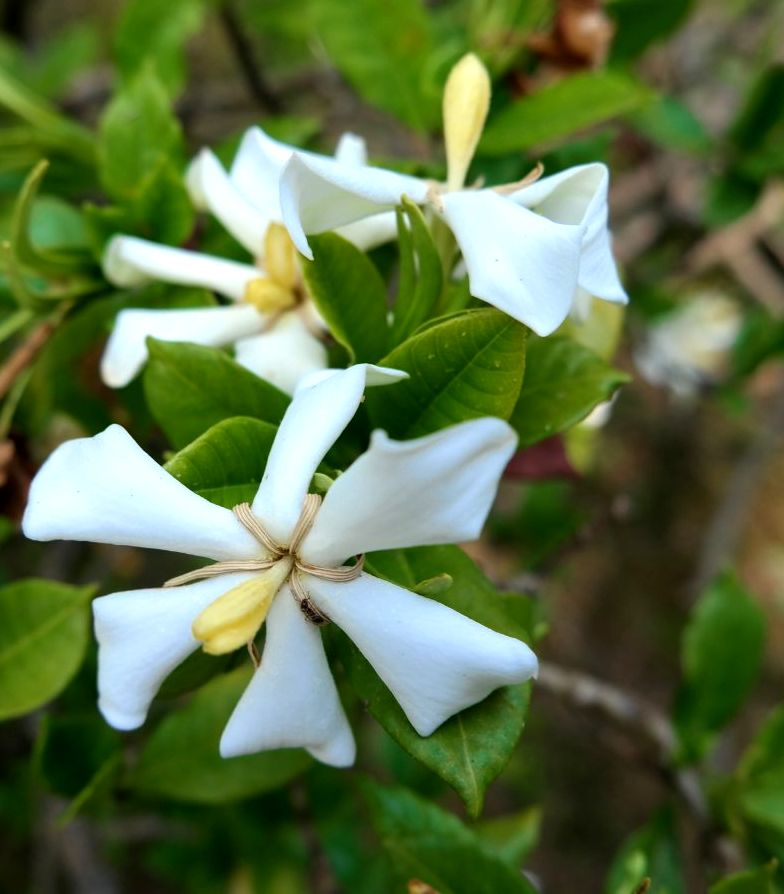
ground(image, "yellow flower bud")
xmin=443 ymin=53 xmax=491 ymax=192
xmin=264 ymin=223 xmax=300 ymax=290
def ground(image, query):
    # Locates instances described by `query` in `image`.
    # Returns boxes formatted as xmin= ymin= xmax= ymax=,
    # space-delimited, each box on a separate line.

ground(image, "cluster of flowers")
xmin=22 ymin=55 xmax=627 ymax=765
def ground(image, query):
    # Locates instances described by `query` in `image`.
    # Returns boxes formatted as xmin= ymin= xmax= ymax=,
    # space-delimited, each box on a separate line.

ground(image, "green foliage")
xmin=510 ymin=336 xmax=628 ymax=446
xmin=132 ymin=667 xmax=311 ymax=803
xmin=608 ymin=0 xmax=694 ymax=62
xmin=734 ymin=707 xmax=784 ymax=854
xmin=605 ymin=807 xmax=686 ymax=894
xmin=391 ymin=197 xmax=443 ymax=344
xmin=709 ymin=864 xmax=776 ymax=894
xmin=302 ymin=233 xmax=390 ymax=362
xmin=674 ymin=574 xmax=765 ymax=763
xmin=339 ymin=545 xmax=535 ymax=816
xmin=473 ymin=807 xmax=541 ymax=867
xmin=313 ymin=0 xmax=441 ymax=131
xmin=164 ymin=416 xmax=279 ymax=508
xmin=0 ymin=579 xmax=95 ymax=721
xmin=144 ymin=339 xmax=289 ymax=449
xmin=364 ymin=780 xmax=538 ymax=893
xmin=480 ymin=72 xmax=652 ymax=155
xmin=367 ymin=308 xmax=527 ymax=439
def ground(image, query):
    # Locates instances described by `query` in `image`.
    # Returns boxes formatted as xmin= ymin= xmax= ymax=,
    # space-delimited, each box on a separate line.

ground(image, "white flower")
xmin=22 ymin=365 xmax=537 ymax=766
xmin=101 ymin=129 xmax=396 ymax=394
xmin=635 ymin=292 xmax=742 ymax=399
xmin=278 ymin=53 xmax=627 ymax=337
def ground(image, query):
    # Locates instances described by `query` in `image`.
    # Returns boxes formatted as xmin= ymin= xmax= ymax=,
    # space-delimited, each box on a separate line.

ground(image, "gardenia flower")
xmin=101 ymin=128 xmax=396 ymax=394
xmin=22 ymin=365 xmax=538 ymax=766
xmin=635 ymin=291 xmax=742 ymax=399
xmin=279 ymin=53 xmax=628 ymax=337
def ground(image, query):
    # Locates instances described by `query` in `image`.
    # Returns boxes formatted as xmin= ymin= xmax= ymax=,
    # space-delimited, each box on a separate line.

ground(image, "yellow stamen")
xmin=442 ymin=52 xmax=491 ymax=192
xmin=243 ymin=276 xmax=297 ymax=313
xmin=264 ymin=223 xmax=300 ymax=291
xmin=192 ymin=557 xmax=293 ymax=655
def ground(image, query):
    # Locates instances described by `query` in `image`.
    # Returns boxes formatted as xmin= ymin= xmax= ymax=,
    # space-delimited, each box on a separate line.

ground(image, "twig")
xmin=0 ymin=318 xmax=55 ymax=400
xmin=219 ymin=1 xmax=282 ymax=114
xmin=290 ymin=782 xmax=337 ymax=894
xmin=692 ymin=385 xmax=784 ymax=594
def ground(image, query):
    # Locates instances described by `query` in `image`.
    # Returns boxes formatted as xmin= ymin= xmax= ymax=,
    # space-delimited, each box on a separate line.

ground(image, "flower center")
xmin=242 ymin=223 xmax=304 ymax=314
xmin=163 ymin=495 xmax=364 ymax=657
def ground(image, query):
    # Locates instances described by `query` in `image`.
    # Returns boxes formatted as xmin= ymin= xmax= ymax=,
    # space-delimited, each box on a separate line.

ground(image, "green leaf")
xmin=480 ymin=72 xmax=653 ymax=156
xmin=391 ymin=197 xmax=443 ymax=345
xmin=0 ymin=579 xmax=95 ymax=721
xmin=337 ymin=545 xmax=535 ymax=816
xmin=364 ymin=781 xmax=538 ymax=893
xmin=736 ymin=707 xmax=784 ymax=844
xmin=604 ymin=807 xmax=686 ymax=894
xmin=674 ymin=573 xmax=765 ymax=762
xmin=710 ymin=864 xmax=776 ymax=894
xmin=473 ymin=807 xmax=541 ymax=868
xmin=115 ymin=0 xmax=207 ymax=96
xmin=97 ymin=67 xmax=183 ymax=202
xmin=144 ymin=339 xmax=289 ymax=449
xmin=313 ymin=0 xmax=440 ymax=131
xmin=510 ymin=336 xmax=628 ymax=447
xmin=164 ymin=416 xmax=279 ymax=509
xmin=609 ymin=0 xmax=694 ymax=62
xmin=630 ymin=96 xmax=711 ymax=156
xmin=367 ymin=308 xmax=527 ymax=439
xmin=132 ymin=667 xmax=311 ymax=803
xmin=302 ymin=232 xmax=390 ymax=362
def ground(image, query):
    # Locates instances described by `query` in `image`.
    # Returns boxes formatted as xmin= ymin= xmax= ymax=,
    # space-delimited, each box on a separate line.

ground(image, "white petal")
xmin=510 ymin=163 xmax=627 ymax=305
xmin=336 ymin=211 xmax=398 ymax=251
xmin=220 ymin=585 xmax=355 ymax=766
xmin=94 ymin=574 xmax=254 ymax=730
xmin=441 ymin=189 xmax=584 ymax=336
xmin=333 ymin=132 xmax=368 ymax=167
xmin=22 ymin=425 xmax=261 ymax=561
xmin=279 ymin=153 xmax=429 ymax=258
xmin=251 ymin=365 xmax=406 ymax=544
xmin=228 ymin=127 xmax=295 ymax=223
xmin=103 ymin=235 xmax=261 ymax=301
xmin=233 ymin=312 xmax=328 ymax=395
xmin=101 ymin=304 xmax=266 ymax=388
xmin=301 ymin=419 xmax=517 ymax=566
xmin=309 ymin=573 xmax=538 ymax=736
xmin=186 ymin=149 xmax=270 ymax=256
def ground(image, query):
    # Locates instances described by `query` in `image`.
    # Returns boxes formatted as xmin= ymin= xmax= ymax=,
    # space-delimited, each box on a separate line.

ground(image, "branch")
xmin=219 ymin=2 xmax=282 ymax=114
xmin=0 ymin=318 xmax=54 ymax=400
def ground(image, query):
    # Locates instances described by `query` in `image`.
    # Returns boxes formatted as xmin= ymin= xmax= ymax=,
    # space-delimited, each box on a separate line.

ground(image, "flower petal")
xmin=23 ymin=425 xmax=262 ymax=561
xmin=101 ymin=304 xmax=266 ymax=388
xmin=186 ymin=148 xmax=271 ymax=256
xmin=233 ymin=312 xmax=328 ymax=395
xmin=308 ymin=573 xmax=538 ymax=736
xmin=220 ymin=585 xmax=355 ymax=766
xmin=441 ymin=189 xmax=584 ymax=336
xmin=251 ymin=365 xmax=406 ymax=544
xmin=510 ymin=163 xmax=627 ymax=305
xmin=336 ymin=211 xmax=399 ymax=252
xmin=228 ymin=126 xmax=294 ymax=223
xmin=94 ymin=574 xmax=254 ymax=730
xmin=103 ymin=235 xmax=261 ymax=301
xmin=279 ymin=153 xmax=429 ymax=258
xmin=301 ymin=419 xmax=517 ymax=566
xmin=333 ymin=132 xmax=368 ymax=167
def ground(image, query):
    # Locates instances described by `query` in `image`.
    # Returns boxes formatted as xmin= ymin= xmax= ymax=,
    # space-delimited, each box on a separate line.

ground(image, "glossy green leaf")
xmin=164 ymin=416 xmax=279 ymax=509
xmin=302 ymin=232 xmax=389 ymax=362
xmin=510 ymin=336 xmax=628 ymax=447
xmin=364 ymin=781 xmax=538 ymax=893
xmin=391 ymin=197 xmax=443 ymax=345
xmin=609 ymin=0 xmax=694 ymax=62
xmin=604 ymin=807 xmax=686 ymax=894
xmin=736 ymin=706 xmax=784 ymax=842
xmin=0 ymin=579 xmax=95 ymax=721
xmin=338 ymin=545 xmax=535 ymax=816
xmin=480 ymin=72 xmax=652 ymax=156
xmin=132 ymin=667 xmax=311 ymax=803
xmin=97 ymin=67 xmax=183 ymax=202
xmin=674 ymin=573 xmax=765 ymax=763
xmin=144 ymin=339 xmax=289 ymax=449
xmin=313 ymin=0 xmax=439 ymax=131
xmin=710 ymin=864 xmax=776 ymax=894
xmin=367 ymin=308 xmax=527 ymax=439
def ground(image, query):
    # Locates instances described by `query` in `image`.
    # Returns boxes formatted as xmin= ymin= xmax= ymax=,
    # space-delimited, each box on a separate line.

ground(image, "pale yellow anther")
xmin=443 ymin=53 xmax=491 ymax=192
xmin=264 ymin=223 xmax=300 ymax=291
xmin=243 ymin=276 xmax=297 ymax=313
xmin=192 ymin=557 xmax=293 ymax=655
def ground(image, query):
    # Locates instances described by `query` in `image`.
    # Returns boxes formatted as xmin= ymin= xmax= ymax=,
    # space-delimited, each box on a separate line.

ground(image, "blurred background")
xmin=1 ymin=0 xmax=784 ymax=891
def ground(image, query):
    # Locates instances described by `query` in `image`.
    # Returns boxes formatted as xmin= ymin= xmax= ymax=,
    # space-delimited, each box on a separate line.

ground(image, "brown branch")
xmin=219 ymin=2 xmax=282 ymax=114
xmin=0 ymin=319 xmax=55 ymax=400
